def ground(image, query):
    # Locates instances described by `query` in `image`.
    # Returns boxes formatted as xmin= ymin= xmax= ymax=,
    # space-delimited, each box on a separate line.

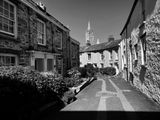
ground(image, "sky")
xmin=33 ymin=0 xmax=134 ymax=46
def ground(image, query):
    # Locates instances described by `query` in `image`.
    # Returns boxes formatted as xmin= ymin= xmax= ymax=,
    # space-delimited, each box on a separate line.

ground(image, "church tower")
xmin=85 ymin=21 xmax=94 ymax=46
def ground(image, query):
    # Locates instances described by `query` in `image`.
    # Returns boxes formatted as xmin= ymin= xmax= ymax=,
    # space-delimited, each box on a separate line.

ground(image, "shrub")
xmin=61 ymin=90 xmax=76 ymax=105
xmin=84 ymin=63 xmax=97 ymax=77
xmin=67 ymin=67 xmax=81 ymax=79
xmin=78 ymin=67 xmax=87 ymax=78
xmin=100 ymin=67 xmax=116 ymax=76
xmin=63 ymin=77 xmax=84 ymax=88
xmin=0 ymin=66 xmax=68 ymax=118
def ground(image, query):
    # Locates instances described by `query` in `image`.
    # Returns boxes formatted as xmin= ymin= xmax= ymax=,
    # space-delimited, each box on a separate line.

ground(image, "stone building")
xmin=80 ymin=37 xmax=121 ymax=74
xmin=70 ymin=37 xmax=80 ymax=68
xmin=0 ymin=0 xmax=80 ymax=76
xmin=120 ymin=0 xmax=160 ymax=104
xmin=80 ymin=38 xmax=121 ymax=74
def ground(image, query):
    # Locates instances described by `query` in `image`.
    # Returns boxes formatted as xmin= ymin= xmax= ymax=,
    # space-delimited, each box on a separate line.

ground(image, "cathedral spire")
xmin=96 ymin=39 xmax=100 ymax=44
xmin=86 ymin=21 xmax=94 ymax=46
xmin=88 ymin=21 xmax=91 ymax=31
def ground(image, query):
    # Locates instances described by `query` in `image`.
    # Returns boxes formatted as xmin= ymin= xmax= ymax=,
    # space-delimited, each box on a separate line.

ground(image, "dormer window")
xmin=0 ymin=0 xmax=16 ymax=36
xmin=37 ymin=19 xmax=46 ymax=45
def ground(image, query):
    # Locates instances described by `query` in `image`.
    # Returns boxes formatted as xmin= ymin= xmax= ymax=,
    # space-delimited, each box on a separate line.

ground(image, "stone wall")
xmin=17 ymin=2 xmax=29 ymax=49
xmin=129 ymin=0 xmax=160 ymax=104
xmin=0 ymin=0 xmax=72 ymax=75
xmin=62 ymin=30 xmax=69 ymax=76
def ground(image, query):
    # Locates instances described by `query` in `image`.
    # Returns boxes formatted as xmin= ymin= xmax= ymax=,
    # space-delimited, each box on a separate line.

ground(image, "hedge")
xmin=100 ymin=67 xmax=116 ymax=76
xmin=0 ymin=66 xmax=70 ymax=119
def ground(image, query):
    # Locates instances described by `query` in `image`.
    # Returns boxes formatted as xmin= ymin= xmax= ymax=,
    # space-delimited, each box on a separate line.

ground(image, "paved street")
xmin=42 ymin=75 xmax=160 ymax=120
xmin=62 ymin=75 xmax=160 ymax=111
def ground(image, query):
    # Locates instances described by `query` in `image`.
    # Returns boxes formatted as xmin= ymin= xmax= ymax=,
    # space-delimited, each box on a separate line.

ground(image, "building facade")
xmin=120 ymin=0 xmax=160 ymax=104
xmin=0 ymin=0 xmax=79 ymax=76
xmin=80 ymin=37 xmax=121 ymax=74
xmin=70 ymin=37 xmax=80 ymax=68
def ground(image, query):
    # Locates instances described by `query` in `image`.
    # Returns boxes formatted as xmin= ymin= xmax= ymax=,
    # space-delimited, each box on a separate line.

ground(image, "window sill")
xmin=0 ymin=32 xmax=19 ymax=42
xmin=38 ymin=43 xmax=47 ymax=46
xmin=56 ymin=47 xmax=62 ymax=50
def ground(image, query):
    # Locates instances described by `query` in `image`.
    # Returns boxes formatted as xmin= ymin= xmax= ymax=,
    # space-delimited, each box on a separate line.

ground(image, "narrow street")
xmin=62 ymin=75 xmax=160 ymax=111
xmin=43 ymin=75 xmax=160 ymax=120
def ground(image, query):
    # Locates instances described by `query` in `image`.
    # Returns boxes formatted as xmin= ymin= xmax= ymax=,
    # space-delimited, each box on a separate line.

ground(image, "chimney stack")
xmin=108 ymin=35 xmax=114 ymax=42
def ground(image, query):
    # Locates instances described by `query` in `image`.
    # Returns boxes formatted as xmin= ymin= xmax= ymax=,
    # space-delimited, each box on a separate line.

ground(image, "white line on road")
xmin=98 ymin=97 xmax=107 ymax=111
xmin=99 ymin=78 xmax=107 ymax=92
xmin=97 ymin=78 xmax=107 ymax=111
xmin=108 ymin=78 xmax=134 ymax=111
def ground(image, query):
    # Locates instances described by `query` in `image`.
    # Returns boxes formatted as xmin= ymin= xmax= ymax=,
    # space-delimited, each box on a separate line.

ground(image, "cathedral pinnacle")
xmin=88 ymin=21 xmax=91 ymax=31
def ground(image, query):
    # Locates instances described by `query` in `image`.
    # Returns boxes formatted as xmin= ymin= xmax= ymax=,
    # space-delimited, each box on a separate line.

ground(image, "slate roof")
xmin=80 ymin=39 xmax=122 ymax=53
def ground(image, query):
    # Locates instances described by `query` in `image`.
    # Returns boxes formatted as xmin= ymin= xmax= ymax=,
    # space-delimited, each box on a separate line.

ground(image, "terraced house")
xmin=80 ymin=36 xmax=122 ymax=74
xmin=120 ymin=0 xmax=160 ymax=104
xmin=0 ymin=0 xmax=80 ymax=76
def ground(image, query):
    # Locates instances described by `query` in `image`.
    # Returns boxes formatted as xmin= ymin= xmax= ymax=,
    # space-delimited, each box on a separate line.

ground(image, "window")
xmin=109 ymin=51 xmax=112 ymax=60
xmin=140 ymin=38 xmax=146 ymax=65
xmin=88 ymin=53 xmax=91 ymax=60
xmin=0 ymin=55 xmax=16 ymax=66
xmin=37 ymin=19 xmax=46 ymax=45
xmin=101 ymin=52 xmax=104 ymax=60
xmin=35 ymin=58 xmax=44 ymax=72
xmin=71 ymin=44 xmax=76 ymax=58
xmin=55 ymin=30 xmax=62 ymax=49
xmin=139 ymin=32 xmax=146 ymax=66
xmin=47 ymin=59 xmax=53 ymax=71
xmin=101 ymin=63 xmax=104 ymax=68
xmin=57 ymin=58 xmax=63 ymax=74
xmin=0 ymin=0 xmax=16 ymax=35
xmin=134 ymin=44 xmax=138 ymax=61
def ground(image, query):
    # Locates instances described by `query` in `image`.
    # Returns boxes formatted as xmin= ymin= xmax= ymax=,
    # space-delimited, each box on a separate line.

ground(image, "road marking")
xmin=97 ymin=78 xmax=117 ymax=111
xmin=97 ymin=78 xmax=107 ymax=111
xmin=98 ymin=78 xmax=107 ymax=92
xmin=98 ymin=97 xmax=107 ymax=111
xmin=108 ymin=78 xmax=134 ymax=111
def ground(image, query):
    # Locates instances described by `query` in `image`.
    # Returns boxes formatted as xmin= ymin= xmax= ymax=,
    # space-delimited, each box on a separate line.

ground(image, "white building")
xmin=80 ymin=22 xmax=122 ymax=74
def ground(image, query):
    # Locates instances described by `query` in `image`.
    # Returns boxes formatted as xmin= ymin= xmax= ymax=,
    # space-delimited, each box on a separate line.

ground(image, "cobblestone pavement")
xmin=42 ymin=75 xmax=160 ymax=120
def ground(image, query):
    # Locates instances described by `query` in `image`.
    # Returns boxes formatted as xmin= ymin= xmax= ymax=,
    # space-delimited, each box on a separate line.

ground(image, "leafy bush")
xmin=0 ymin=66 xmax=69 ymax=118
xmin=63 ymin=77 xmax=84 ymax=88
xmin=67 ymin=67 xmax=81 ymax=79
xmin=84 ymin=63 xmax=97 ymax=77
xmin=61 ymin=90 xmax=76 ymax=105
xmin=100 ymin=67 xmax=116 ymax=76
xmin=78 ymin=67 xmax=87 ymax=78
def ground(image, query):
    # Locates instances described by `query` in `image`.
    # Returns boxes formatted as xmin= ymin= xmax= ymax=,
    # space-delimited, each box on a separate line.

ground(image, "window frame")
xmin=57 ymin=58 xmax=63 ymax=74
xmin=0 ymin=53 xmax=17 ymax=66
xmin=35 ymin=58 xmax=44 ymax=72
xmin=140 ymin=33 xmax=146 ymax=66
xmin=0 ymin=0 xmax=17 ymax=37
xmin=109 ymin=50 xmax=112 ymax=60
xmin=47 ymin=58 xmax=53 ymax=71
xmin=37 ymin=18 xmax=46 ymax=45
xmin=88 ymin=52 xmax=91 ymax=60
